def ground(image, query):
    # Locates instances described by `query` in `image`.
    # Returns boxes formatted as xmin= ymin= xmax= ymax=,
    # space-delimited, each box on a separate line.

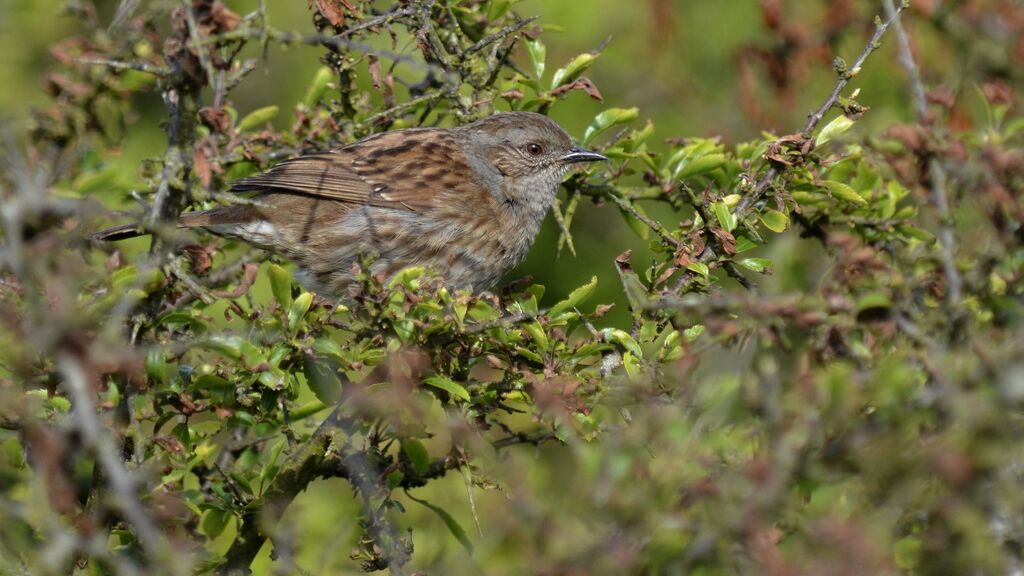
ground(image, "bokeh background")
xmin=3 ymin=1 xmax=1021 ymax=574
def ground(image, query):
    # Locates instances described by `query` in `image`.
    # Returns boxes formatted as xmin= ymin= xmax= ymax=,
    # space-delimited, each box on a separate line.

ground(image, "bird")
xmin=93 ymin=111 xmax=607 ymax=298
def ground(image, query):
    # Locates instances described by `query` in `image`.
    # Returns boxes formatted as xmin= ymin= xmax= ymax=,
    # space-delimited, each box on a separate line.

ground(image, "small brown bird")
xmin=94 ymin=112 xmax=606 ymax=297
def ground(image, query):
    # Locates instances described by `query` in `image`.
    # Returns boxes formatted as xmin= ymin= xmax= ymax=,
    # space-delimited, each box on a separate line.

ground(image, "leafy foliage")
xmin=2 ymin=1 xmax=1024 ymax=575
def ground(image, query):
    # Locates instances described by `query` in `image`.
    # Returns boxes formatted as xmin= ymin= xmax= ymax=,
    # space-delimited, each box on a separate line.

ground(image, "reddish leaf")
xmin=311 ymin=0 xmax=349 ymax=28
xmin=550 ymin=77 xmax=604 ymax=101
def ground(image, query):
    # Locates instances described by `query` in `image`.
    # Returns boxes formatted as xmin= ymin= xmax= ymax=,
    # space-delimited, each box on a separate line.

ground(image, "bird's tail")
xmin=91 ymin=208 xmax=256 ymax=242
xmin=91 ymin=222 xmax=148 ymax=242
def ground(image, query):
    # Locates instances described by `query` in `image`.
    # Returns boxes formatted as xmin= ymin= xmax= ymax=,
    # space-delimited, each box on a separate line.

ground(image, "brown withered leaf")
xmin=927 ymin=86 xmax=956 ymax=110
xmin=710 ymin=228 xmax=737 ymax=255
xmin=183 ymin=242 xmax=218 ymax=276
xmin=550 ymin=77 xmax=604 ymax=102
xmin=367 ymin=55 xmax=394 ymax=105
xmin=912 ymin=0 xmax=937 ymax=16
xmin=310 ymin=0 xmax=353 ymax=28
xmin=215 ymin=262 xmax=260 ymax=299
xmin=193 ymin=145 xmax=212 ymax=189
xmin=208 ymin=0 xmax=240 ymax=33
xmin=368 ymin=55 xmax=383 ymax=90
xmin=198 ymin=106 xmax=230 ymax=133
xmin=885 ymin=124 xmax=924 ymax=153
xmin=154 ymin=435 xmax=185 ymax=454
xmin=615 ymin=250 xmax=634 ymax=272
xmin=764 ymin=133 xmax=810 ymax=166
xmin=981 ymin=80 xmax=1013 ymax=105
xmin=674 ymin=249 xmax=693 ymax=267
xmin=760 ymin=0 xmax=783 ymax=31
xmin=655 ymin=266 xmax=678 ymax=286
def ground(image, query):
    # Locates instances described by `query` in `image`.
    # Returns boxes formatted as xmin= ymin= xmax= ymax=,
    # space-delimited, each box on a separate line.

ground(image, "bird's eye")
xmin=525 ymin=142 xmax=544 ymax=156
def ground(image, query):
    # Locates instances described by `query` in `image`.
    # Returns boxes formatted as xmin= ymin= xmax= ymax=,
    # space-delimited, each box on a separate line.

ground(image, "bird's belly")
xmin=295 ymin=206 xmax=540 ymax=298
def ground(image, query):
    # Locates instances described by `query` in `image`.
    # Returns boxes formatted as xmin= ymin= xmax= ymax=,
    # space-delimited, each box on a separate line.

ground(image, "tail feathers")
xmin=92 ymin=206 xmax=257 ymax=242
xmin=91 ymin=223 xmax=147 ymax=242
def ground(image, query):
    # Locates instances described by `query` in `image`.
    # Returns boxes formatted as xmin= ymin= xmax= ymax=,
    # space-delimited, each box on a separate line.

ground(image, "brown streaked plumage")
xmin=93 ymin=112 xmax=606 ymax=298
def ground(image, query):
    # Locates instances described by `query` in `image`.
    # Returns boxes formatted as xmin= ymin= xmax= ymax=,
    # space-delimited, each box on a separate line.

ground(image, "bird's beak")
xmin=561 ymin=146 xmax=607 ymax=164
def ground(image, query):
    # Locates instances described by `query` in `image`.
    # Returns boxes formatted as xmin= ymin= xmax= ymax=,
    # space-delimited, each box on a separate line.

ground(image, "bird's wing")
xmin=229 ymin=129 xmax=470 ymax=213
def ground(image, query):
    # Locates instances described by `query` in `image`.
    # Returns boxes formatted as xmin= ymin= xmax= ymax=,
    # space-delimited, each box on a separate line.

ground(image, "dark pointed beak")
xmin=561 ymin=146 xmax=607 ymax=164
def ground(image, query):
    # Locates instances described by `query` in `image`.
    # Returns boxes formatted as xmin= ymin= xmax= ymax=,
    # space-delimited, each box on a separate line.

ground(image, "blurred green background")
xmin=0 ymin=1 xmax=972 ymax=573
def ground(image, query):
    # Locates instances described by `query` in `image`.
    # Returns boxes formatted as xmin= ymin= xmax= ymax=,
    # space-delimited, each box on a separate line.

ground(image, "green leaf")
xmin=817 ymin=114 xmax=855 ymax=146
xmin=686 ymin=262 xmax=709 ymax=277
xmin=267 ymin=264 xmax=293 ymax=310
xmin=683 ymin=324 xmax=705 ymax=342
xmin=738 ymin=258 xmax=772 ymax=273
xmin=759 ymin=209 xmax=789 ymax=233
xmin=712 ymin=201 xmax=736 ymax=232
xmin=549 ymin=276 xmax=598 ymax=316
xmin=893 ymin=536 xmax=921 ymax=570
xmin=584 ymin=107 xmax=639 ymax=144
xmin=856 ymin=293 xmax=892 ymax=315
xmin=303 ymin=354 xmax=341 ymax=404
xmin=312 ymin=338 xmax=344 ymax=360
xmin=236 ymin=105 xmax=279 ymax=132
xmin=487 ymin=0 xmax=512 ymax=20
xmin=735 ymin=235 xmax=759 ymax=253
xmin=675 ymin=154 xmax=727 ymax=180
xmin=202 ymin=509 xmax=230 ymax=539
xmin=287 ymin=292 xmax=314 ymax=334
xmin=200 ymin=335 xmax=246 ymax=359
xmin=388 ymin=266 xmax=424 ymax=290
xmin=303 ymin=66 xmax=333 ymax=108
xmin=403 ymin=440 xmax=431 ymax=476
xmin=551 ymin=52 xmax=598 ymax=89
xmin=522 ymin=321 xmax=549 ymax=352
xmin=526 ymin=39 xmax=546 ymax=80
xmin=897 ymin=224 xmax=936 ymax=242
xmin=602 ymin=328 xmax=643 ymax=358
xmin=258 ymin=438 xmax=286 ymax=494
xmin=424 ymin=375 xmax=471 ymax=402
xmin=824 ymin=180 xmax=867 ymax=205
xmin=409 ymin=495 xmax=474 ymax=554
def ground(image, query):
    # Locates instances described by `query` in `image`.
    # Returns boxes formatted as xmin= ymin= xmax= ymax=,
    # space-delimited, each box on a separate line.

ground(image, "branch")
xmin=882 ymin=0 xmax=962 ymax=320
xmin=58 ymin=354 xmax=180 ymax=572
xmin=219 ymin=409 xmax=454 ymax=575
xmin=735 ymin=2 xmax=910 ymax=216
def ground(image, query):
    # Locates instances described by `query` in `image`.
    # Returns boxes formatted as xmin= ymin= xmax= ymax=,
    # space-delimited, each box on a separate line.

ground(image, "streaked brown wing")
xmin=230 ymin=151 xmax=383 ymax=205
xmin=228 ymin=129 xmax=470 ymax=213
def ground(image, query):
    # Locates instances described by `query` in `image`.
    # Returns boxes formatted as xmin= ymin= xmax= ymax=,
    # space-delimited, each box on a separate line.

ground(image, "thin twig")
xmin=605 ymin=192 xmax=681 ymax=249
xmin=464 ymin=16 xmax=538 ymax=55
xmin=882 ymin=0 xmax=962 ymax=316
xmin=79 ymin=58 xmax=168 ymax=76
xmin=735 ymin=2 xmax=910 ymax=216
xmin=331 ymin=5 xmax=418 ymax=39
